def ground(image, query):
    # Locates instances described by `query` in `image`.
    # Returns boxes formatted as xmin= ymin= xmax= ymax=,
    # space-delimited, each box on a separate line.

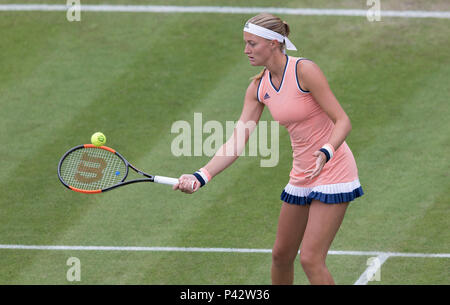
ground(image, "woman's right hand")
xmin=172 ymin=174 xmax=200 ymax=194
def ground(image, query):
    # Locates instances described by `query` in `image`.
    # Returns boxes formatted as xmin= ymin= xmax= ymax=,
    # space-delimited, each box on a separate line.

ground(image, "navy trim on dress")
xmin=295 ymin=58 xmax=312 ymax=93
xmin=269 ymin=54 xmax=289 ymax=92
xmin=281 ymin=186 xmax=364 ymax=205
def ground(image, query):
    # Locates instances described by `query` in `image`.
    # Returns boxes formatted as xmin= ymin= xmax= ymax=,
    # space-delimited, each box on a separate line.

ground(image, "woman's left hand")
xmin=304 ymin=150 xmax=327 ymax=180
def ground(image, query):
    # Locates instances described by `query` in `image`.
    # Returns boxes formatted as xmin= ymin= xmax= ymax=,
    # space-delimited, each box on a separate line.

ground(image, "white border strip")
xmin=0 ymin=244 xmax=449 ymax=258
xmin=0 ymin=4 xmax=449 ymax=19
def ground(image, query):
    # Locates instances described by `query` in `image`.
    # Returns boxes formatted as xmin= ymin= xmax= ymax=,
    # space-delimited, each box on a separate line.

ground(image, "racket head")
xmin=58 ymin=144 xmax=128 ymax=193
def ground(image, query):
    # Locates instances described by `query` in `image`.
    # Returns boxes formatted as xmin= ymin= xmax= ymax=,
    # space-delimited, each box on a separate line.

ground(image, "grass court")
xmin=0 ymin=0 xmax=448 ymax=284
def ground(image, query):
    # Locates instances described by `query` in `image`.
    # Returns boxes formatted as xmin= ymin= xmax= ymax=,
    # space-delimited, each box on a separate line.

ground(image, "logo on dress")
xmin=264 ymin=92 xmax=271 ymax=100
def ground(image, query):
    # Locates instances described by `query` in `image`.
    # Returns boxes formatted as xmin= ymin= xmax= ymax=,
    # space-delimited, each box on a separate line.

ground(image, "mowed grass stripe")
xmin=9 ymin=57 xmax=268 ymax=284
xmin=0 ymin=13 xmax=247 ymax=283
xmin=311 ymin=18 xmax=450 ymax=252
xmin=0 ymin=10 xmax=448 ymax=284
xmin=48 ymin=57 xmax=253 ymax=245
xmin=0 ymin=12 xmax=182 ymax=240
xmin=6 ymin=16 xmax=446 ymax=282
xmin=391 ymin=63 xmax=450 ymax=254
xmin=0 ymin=12 xmax=184 ymax=282
xmin=57 ymin=16 xmax=450 ymax=284
xmin=0 ymin=12 xmax=169 ymax=180
xmin=159 ymin=17 xmax=450 ymax=283
xmin=147 ymin=17 xmax=450 ymax=252
xmin=345 ymin=59 xmax=450 ymax=252
xmin=1 ymin=10 xmax=282 ymax=283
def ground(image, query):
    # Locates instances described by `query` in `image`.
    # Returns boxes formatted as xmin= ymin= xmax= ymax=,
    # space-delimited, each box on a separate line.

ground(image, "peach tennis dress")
xmin=257 ymin=55 xmax=364 ymax=204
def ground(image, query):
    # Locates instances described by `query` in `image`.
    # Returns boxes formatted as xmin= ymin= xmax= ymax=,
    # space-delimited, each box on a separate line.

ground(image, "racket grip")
xmin=154 ymin=176 xmax=179 ymax=186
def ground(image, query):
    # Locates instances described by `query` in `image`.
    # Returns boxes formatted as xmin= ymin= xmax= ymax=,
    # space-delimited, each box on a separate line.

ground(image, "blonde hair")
xmin=246 ymin=13 xmax=291 ymax=81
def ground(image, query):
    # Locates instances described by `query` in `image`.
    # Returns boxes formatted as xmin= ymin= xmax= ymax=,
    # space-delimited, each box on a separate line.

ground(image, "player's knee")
xmin=272 ymin=246 xmax=297 ymax=267
xmin=300 ymin=250 xmax=325 ymax=271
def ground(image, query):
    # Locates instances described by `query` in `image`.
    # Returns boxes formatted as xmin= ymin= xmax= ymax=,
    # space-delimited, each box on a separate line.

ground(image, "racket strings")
xmin=60 ymin=147 xmax=127 ymax=190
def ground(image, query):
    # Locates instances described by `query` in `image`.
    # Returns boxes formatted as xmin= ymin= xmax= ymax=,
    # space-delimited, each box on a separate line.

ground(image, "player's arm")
xmin=173 ymin=80 xmax=264 ymax=193
xmin=203 ymin=79 xmax=265 ymax=178
xmin=297 ymin=60 xmax=352 ymax=151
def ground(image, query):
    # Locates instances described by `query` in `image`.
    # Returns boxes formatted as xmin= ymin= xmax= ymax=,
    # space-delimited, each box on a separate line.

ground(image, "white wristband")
xmin=192 ymin=168 xmax=212 ymax=187
xmin=322 ymin=144 xmax=334 ymax=160
xmin=195 ymin=170 xmax=209 ymax=184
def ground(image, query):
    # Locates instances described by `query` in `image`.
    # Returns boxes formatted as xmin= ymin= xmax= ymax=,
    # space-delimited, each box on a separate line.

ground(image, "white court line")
xmin=0 ymin=4 xmax=449 ymax=19
xmin=0 ymin=244 xmax=449 ymax=258
xmin=1 ymin=4 xmax=448 ymax=284
xmin=354 ymin=253 xmax=390 ymax=285
xmin=2 ymin=244 xmax=448 ymax=285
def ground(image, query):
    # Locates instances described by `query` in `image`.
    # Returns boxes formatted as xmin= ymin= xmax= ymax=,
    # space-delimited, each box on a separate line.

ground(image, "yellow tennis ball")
xmin=91 ymin=132 xmax=106 ymax=147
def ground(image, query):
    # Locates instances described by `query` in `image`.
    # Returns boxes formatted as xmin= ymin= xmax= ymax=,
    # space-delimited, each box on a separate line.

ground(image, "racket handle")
xmin=154 ymin=176 xmax=179 ymax=186
xmin=154 ymin=176 xmax=198 ymax=191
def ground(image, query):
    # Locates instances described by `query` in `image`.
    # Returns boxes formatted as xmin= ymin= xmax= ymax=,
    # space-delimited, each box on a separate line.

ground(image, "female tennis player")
xmin=173 ymin=13 xmax=363 ymax=285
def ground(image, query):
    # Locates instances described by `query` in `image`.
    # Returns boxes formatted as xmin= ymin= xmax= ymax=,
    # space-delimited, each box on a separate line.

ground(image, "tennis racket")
xmin=58 ymin=144 xmax=194 ymax=194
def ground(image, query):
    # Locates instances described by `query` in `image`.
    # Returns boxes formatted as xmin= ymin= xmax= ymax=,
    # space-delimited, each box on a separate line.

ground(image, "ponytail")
xmin=250 ymin=68 xmax=266 ymax=82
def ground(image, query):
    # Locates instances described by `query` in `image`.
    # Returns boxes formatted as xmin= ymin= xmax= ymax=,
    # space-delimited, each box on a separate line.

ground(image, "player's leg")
xmin=299 ymin=200 xmax=349 ymax=285
xmin=271 ymin=202 xmax=309 ymax=284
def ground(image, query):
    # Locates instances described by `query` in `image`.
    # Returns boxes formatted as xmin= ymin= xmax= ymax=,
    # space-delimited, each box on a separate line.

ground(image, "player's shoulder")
xmin=295 ymin=58 xmax=327 ymax=90
xmin=295 ymin=57 xmax=319 ymax=74
xmin=247 ymin=77 xmax=260 ymax=91
xmin=245 ymin=77 xmax=263 ymax=102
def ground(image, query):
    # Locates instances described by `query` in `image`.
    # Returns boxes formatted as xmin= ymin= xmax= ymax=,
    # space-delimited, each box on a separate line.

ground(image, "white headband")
xmin=244 ymin=22 xmax=297 ymax=52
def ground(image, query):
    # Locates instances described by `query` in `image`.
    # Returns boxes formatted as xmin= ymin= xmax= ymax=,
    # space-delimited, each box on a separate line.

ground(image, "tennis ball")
xmin=91 ymin=132 xmax=106 ymax=147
